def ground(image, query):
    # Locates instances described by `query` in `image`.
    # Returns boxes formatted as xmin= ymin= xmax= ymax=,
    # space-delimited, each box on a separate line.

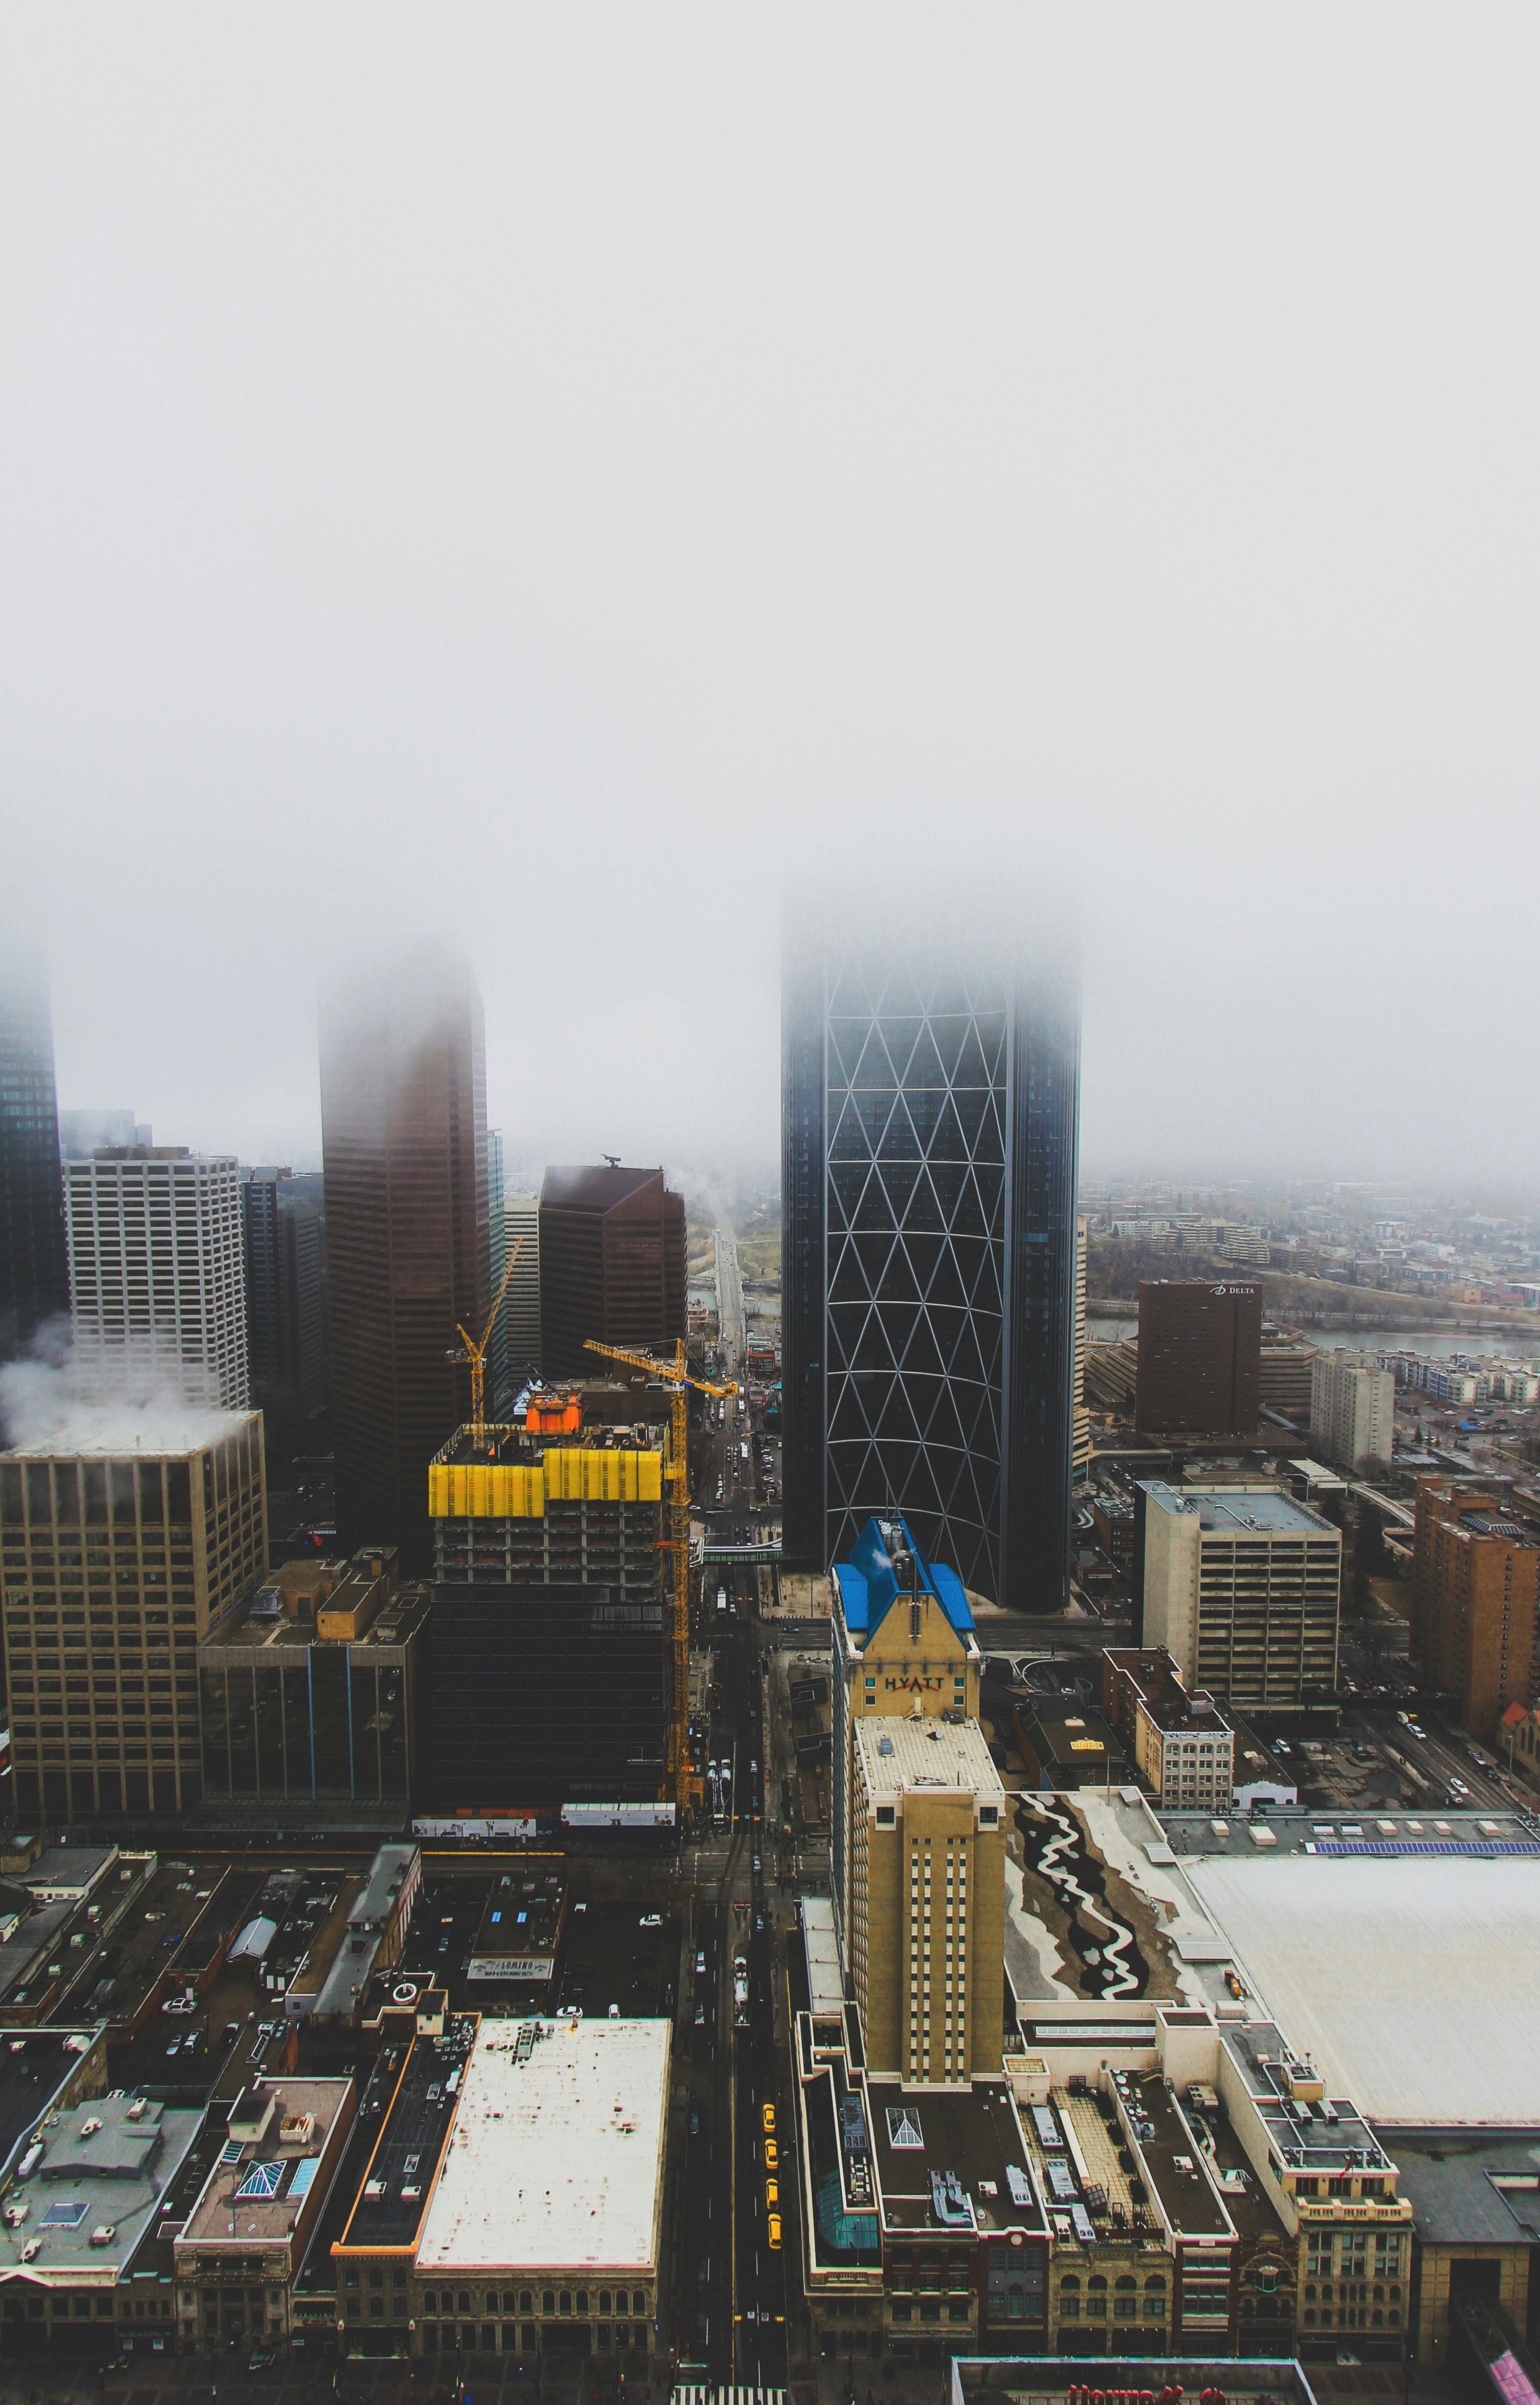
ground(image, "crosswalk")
xmin=674 ymin=2386 xmax=787 ymax=2405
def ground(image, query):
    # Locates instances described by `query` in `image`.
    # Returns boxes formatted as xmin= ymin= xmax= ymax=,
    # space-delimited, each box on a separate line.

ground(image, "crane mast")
xmin=583 ymin=1336 xmax=736 ymax=1814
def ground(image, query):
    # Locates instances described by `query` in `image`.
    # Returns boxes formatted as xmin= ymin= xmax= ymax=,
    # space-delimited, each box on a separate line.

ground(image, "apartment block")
xmin=65 ymin=1149 xmax=249 ymax=1409
xmin=1409 ymin=1479 xmax=1539 ymax=1743
xmin=1309 ymin=1352 xmax=1395 ymax=1470
xmin=847 ymin=1714 xmax=1005 ymax=2084
xmin=829 ymin=1517 xmax=982 ymax=1952
xmin=1136 ymin=1281 xmax=1262 ymax=1436
xmin=1101 ymin=1646 xmax=1236 ymax=1810
xmin=0 ymin=1411 xmax=267 ymax=1818
xmin=1135 ymin=1483 xmax=1341 ymax=1714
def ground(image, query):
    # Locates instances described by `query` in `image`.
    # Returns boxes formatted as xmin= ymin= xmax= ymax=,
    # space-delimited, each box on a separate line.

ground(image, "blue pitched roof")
xmin=832 ymin=1517 xmax=974 ymax=1642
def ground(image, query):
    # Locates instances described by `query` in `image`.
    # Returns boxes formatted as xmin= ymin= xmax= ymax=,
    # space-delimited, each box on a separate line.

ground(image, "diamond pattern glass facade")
xmin=783 ymin=913 xmax=1078 ymax=1609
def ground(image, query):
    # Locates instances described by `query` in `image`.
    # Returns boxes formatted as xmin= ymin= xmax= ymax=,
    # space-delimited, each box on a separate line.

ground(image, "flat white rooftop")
xmin=6 ymin=1403 xmax=255 ymax=1456
xmin=1188 ymin=1853 xmax=1540 ymax=2124
xmin=854 ymin=1714 xmax=1004 ymax=1795
xmin=417 ymin=2017 xmax=669 ymax=2274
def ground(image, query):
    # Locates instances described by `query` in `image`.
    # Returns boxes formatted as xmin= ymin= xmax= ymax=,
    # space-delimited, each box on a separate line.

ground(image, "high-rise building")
xmin=500 ymin=1191 xmax=541 ymax=1391
xmin=486 ymin=1130 xmax=509 ymax=1421
xmin=64 ymin=1148 xmax=249 ymax=1410
xmin=58 ymin=1109 xmax=151 ymax=1157
xmin=1135 ymin=1280 xmax=1262 ymax=1436
xmin=829 ymin=1515 xmax=982 ymax=1952
xmin=0 ymin=945 xmax=69 ymax=1369
xmin=782 ymin=906 xmax=1080 ymax=1608
xmin=239 ymin=1167 xmax=326 ymax=1440
xmin=319 ymin=952 xmax=490 ymax=1569
xmin=1309 ymin=1350 xmax=1395 ymax=1469
xmin=0 ymin=1407 xmax=267 ymax=1817
xmin=427 ymin=1412 xmax=670 ymax=1801
xmin=1072 ymin=1212 xmax=1091 ymax=1486
xmin=538 ymin=1165 xmax=686 ymax=1379
xmin=1134 ymin=1481 xmax=1341 ymax=1713
xmin=1258 ymin=1332 xmax=1318 ymax=1424
xmin=847 ymin=1713 xmax=1006 ymax=2084
xmin=1410 ymin=1478 xmax=1539 ymax=1742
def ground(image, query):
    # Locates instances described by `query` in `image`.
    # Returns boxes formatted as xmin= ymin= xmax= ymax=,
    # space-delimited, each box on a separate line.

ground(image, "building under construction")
xmin=426 ymin=1409 xmax=673 ymax=1806
xmin=426 ymin=1581 xmax=666 ymax=1805
xmin=428 ymin=1413 xmax=666 ymax=1600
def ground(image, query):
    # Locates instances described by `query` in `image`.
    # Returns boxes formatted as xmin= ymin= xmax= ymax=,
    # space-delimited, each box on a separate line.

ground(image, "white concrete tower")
xmin=64 ymin=1147 xmax=250 ymax=1409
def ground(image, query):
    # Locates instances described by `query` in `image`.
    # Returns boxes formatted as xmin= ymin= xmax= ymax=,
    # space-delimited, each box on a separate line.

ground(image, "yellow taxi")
xmin=762 ymin=2102 xmax=776 ymax=2134
xmin=764 ymin=2137 xmax=778 ymax=2170
xmin=767 ymin=2212 xmax=782 ymax=2250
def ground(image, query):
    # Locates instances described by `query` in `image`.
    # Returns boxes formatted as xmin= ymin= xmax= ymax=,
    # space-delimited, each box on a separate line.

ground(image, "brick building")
xmin=1409 ymin=1479 xmax=1540 ymax=1743
xmin=1136 ymin=1281 xmax=1262 ymax=1436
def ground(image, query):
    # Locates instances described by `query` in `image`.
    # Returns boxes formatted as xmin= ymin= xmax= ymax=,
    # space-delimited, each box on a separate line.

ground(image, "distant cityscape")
xmin=2 ymin=926 xmax=1540 ymax=2397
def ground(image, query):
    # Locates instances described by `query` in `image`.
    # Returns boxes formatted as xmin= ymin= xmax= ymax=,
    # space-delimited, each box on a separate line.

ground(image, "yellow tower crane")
xmin=447 ymin=1227 xmax=529 ymax=1442
xmin=584 ymin=1336 xmax=737 ymax=1813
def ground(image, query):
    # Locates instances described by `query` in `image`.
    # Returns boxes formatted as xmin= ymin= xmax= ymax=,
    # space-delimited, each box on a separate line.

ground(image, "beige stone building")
xmin=830 ymin=1517 xmax=982 ymax=1953
xmin=0 ymin=1409 xmax=267 ymax=1819
xmin=847 ymin=1715 xmax=1005 ymax=2083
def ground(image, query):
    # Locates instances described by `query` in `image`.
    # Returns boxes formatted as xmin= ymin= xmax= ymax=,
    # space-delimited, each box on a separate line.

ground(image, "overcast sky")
xmin=3 ymin=8 xmax=1537 ymax=1191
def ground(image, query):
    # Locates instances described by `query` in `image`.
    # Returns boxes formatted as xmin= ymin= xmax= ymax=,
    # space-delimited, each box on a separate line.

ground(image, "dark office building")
xmin=427 ymin=1582 xmax=667 ymax=1805
xmin=240 ymin=1167 xmax=327 ymax=1444
xmin=0 ymin=945 xmax=69 ymax=1372
xmin=539 ymin=1164 xmax=687 ymax=1378
xmin=783 ymin=900 xmax=1080 ymax=1611
xmin=1135 ymin=1280 xmax=1262 ymax=1435
xmin=320 ymin=952 xmax=490 ymax=1570
xmin=198 ymin=1555 xmax=427 ymax=1810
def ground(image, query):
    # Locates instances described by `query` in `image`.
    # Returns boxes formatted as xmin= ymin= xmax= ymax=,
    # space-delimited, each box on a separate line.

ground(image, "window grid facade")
xmin=65 ymin=1153 xmax=249 ymax=1410
xmin=783 ymin=919 xmax=1078 ymax=1608
xmin=0 ymin=1419 xmax=268 ymax=1818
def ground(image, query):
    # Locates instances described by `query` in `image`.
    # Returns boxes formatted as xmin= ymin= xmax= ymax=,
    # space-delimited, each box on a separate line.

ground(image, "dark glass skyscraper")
xmin=0 ymin=944 xmax=69 ymax=1371
xmin=320 ymin=951 xmax=489 ymax=1569
xmin=783 ymin=901 xmax=1079 ymax=1611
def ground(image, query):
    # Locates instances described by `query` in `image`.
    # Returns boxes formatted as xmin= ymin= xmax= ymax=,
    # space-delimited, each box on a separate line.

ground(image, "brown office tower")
xmin=320 ymin=952 xmax=489 ymax=1569
xmin=539 ymin=1165 xmax=686 ymax=1377
xmin=1410 ymin=1478 xmax=1540 ymax=1742
xmin=1136 ymin=1279 xmax=1262 ymax=1434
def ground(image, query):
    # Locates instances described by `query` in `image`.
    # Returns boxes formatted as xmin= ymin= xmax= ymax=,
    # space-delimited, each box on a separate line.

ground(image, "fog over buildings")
xmin=0 ymin=9 xmax=1537 ymax=1184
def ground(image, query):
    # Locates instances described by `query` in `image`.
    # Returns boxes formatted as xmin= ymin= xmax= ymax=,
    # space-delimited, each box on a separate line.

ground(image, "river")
xmin=1086 ymin=1318 xmax=1539 ymax=1363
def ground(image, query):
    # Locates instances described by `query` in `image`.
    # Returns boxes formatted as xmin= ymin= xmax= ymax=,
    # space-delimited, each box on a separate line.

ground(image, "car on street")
xmin=762 ymin=2103 xmax=776 ymax=2132
xmin=765 ymin=2178 xmax=779 ymax=2206
xmin=764 ymin=2137 xmax=778 ymax=2169
xmin=639 ymin=1913 xmax=661 ymax=1928
xmin=767 ymin=2212 xmax=782 ymax=2249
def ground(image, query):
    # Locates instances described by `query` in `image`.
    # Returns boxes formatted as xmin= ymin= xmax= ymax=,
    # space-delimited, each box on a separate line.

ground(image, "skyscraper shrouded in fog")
xmin=0 ymin=944 xmax=69 ymax=1368
xmin=783 ymin=895 xmax=1079 ymax=1610
xmin=240 ymin=1166 xmax=326 ymax=1440
xmin=320 ymin=951 xmax=489 ymax=1569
